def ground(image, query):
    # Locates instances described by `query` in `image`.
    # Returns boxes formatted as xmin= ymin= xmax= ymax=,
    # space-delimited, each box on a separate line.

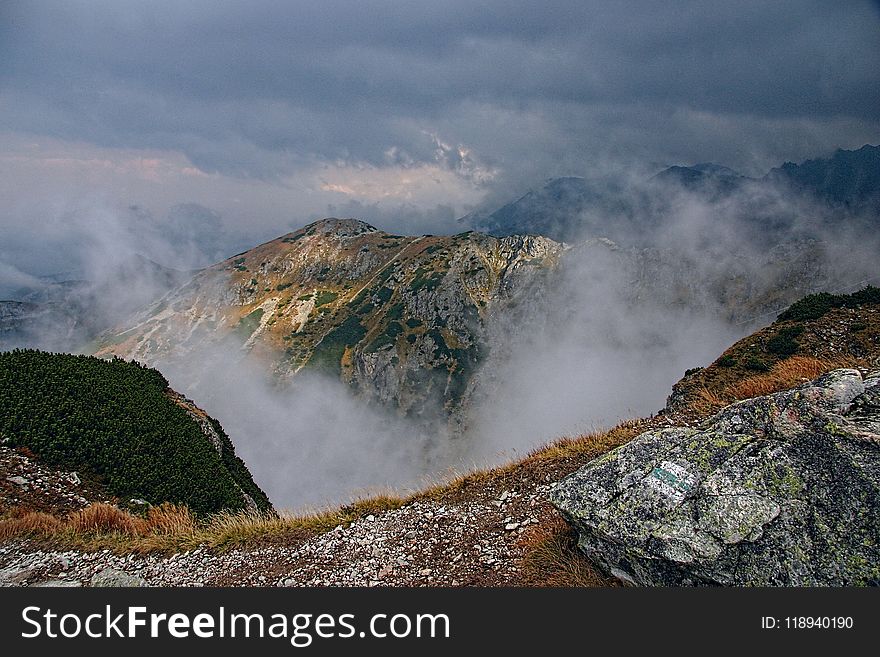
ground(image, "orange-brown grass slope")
xmin=668 ymin=302 xmax=879 ymax=417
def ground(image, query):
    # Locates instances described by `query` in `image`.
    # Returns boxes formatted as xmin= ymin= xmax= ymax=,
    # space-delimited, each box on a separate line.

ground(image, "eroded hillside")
xmin=96 ymin=218 xmax=563 ymax=424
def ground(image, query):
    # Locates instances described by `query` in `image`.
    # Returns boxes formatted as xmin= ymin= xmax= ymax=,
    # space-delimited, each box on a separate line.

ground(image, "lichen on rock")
xmin=551 ymin=368 xmax=880 ymax=586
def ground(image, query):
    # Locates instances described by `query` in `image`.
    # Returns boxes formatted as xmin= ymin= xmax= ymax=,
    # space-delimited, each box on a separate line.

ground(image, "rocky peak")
xmin=300 ymin=217 xmax=379 ymax=239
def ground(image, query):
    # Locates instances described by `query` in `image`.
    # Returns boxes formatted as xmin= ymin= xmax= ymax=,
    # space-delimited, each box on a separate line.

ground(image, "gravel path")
xmin=0 ymin=485 xmax=556 ymax=587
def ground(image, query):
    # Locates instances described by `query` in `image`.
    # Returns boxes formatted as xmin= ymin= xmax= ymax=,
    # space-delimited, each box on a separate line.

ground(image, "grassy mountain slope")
xmin=96 ymin=217 xmax=563 ymax=422
xmin=666 ymin=286 xmax=880 ymax=414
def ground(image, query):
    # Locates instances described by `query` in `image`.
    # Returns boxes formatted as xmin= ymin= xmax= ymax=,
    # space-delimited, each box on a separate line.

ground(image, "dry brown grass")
xmin=145 ymin=503 xmax=197 ymax=535
xmin=692 ymin=387 xmax=730 ymax=415
xmin=0 ymin=493 xmax=412 ymax=554
xmin=0 ymin=511 xmax=63 ymax=541
xmin=726 ymin=356 xmax=861 ymax=401
xmin=0 ymin=502 xmax=202 ymax=552
xmin=524 ymin=419 xmax=645 ymax=464
xmin=518 ymin=514 xmax=617 ymax=587
xmin=67 ymin=502 xmax=150 ymax=535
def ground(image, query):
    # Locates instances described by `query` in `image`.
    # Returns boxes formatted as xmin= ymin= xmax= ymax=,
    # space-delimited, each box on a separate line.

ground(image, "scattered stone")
xmin=90 ymin=568 xmax=150 ymax=588
xmin=0 ymin=564 xmax=38 ymax=586
xmin=33 ymin=579 xmax=81 ymax=587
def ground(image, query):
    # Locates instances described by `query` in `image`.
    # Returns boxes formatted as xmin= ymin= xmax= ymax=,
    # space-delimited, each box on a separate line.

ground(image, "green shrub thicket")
xmin=0 ymin=350 xmax=271 ymax=514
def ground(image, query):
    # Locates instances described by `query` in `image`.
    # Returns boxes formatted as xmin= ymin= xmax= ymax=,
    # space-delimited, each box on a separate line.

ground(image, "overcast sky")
xmin=2 ymin=0 xmax=879 ymax=275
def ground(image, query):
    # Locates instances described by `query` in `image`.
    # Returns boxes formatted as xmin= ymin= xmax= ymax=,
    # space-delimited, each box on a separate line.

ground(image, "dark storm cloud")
xmin=1 ymin=0 xmax=879 ymax=181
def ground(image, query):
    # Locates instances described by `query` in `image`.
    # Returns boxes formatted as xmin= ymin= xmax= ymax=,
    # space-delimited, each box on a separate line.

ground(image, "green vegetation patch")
xmin=276 ymin=282 xmax=293 ymax=291
xmin=0 ymin=350 xmax=270 ymax=514
xmin=446 ymin=343 xmax=481 ymax=407
xmin=235 ymin=308 xmax=264 ymax=340
xmin=766 ymin=325 xmax=804 ymax=356
xmin=745 ymin=356 xmax=771 ymax=372
xmin=405 ymin=317 xmax=423 ymax=329
xmin=410 ymin=266 xmax=445 ymax=293
xmin=386 ymin=302 xmax=405 ymax=322
xmin=428 ymin=329 xmax=452 ymax=360
xmin=374 ymin=287 xmax=393 ymax=305
xmin=777 ymin=286 xmax=880 ymax=322
xmin=309 ymin=316 xmax=367 ymax=375
xmin=366 ymin=321 xmax=404 ymax=352
xmin=716 ymin=354 xmax=737 ymax=368
xmin=314 ymin=290 xmax=339 ymax=307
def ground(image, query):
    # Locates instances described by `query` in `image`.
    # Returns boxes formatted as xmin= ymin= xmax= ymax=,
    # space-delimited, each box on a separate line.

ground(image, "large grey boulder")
xmin=550 ymin=369 xmax=880 ymax=586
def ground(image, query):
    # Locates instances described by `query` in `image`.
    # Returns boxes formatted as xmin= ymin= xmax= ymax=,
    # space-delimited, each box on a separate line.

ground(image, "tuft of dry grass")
xmin=725 ymin=356 xmax=860 ymax=401
xmin=518 ymin=514 xmax=617 ymax=587
xmin=692 ymin=387 xmax=729 ymax=414
xmin=145 ymin=503 xmax=197 ymax=536
xmin=0 ymin=502 xmax=201 ymax=552
xmin=67 ymin=502 xmax=150 ymax=536
xmin=524 ymin=419 xmax=645 ymax=465
xmin=0 ymin=511 xmax=63 ymax=541
xmin=0 ymin=494 xmax=412 ymax=554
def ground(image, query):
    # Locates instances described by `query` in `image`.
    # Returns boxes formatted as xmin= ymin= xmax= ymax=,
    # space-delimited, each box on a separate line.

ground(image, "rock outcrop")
xmin=551 ymin=369 xmax=880 ymax=586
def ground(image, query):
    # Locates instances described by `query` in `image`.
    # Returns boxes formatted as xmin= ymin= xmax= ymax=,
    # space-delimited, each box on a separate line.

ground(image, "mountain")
xmin=461 ymin=176 xmax=641 ymax=244
xmin=462 ymin=145 xmax=880 ymax=244
xmin=0 ymin=255 xmax=191 ymax=353
xmin=650 ymin=162 xmax=749 ymax=197
xmin=95 ymin=218 xmax=564 ymax=426
xmin=0 ymin=349 xmax=270 ymax=514
xmin=0 ymin=301 xmax=81 ymax=352
xmin=92 ymin=216 xmax=869 ymax=446
xmin=766 ymin=143 xmax=880 ymax=214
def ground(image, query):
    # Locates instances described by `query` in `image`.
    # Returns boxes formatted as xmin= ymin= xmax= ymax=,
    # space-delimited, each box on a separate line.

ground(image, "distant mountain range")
xmin=463 ymin=144 xmax=880 ymax=244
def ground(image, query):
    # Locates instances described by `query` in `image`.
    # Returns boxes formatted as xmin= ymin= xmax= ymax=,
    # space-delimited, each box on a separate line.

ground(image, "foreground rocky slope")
xmin=552 ymin=368 xmax=880 ymax=586
xmin=5 ymin=367 xmax=878 ymax=588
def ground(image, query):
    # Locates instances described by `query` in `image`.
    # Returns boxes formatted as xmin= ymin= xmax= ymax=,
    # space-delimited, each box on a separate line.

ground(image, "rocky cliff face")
xmin=551 ymin=368 xmax=880 ymax=586
xmin=96 ymin=218 xmax=564 ymax=426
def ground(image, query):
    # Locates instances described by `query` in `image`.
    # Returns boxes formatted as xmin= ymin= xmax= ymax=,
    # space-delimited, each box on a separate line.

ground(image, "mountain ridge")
xmin=464 ymin=144 xmax=880 ymax=243
xmin=95 ymin=217 xmax=565 ymax=428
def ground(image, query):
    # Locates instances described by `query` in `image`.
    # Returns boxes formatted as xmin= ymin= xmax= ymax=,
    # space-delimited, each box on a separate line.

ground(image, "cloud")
xmin=1 ymin=0 xmax=877 ymax=191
